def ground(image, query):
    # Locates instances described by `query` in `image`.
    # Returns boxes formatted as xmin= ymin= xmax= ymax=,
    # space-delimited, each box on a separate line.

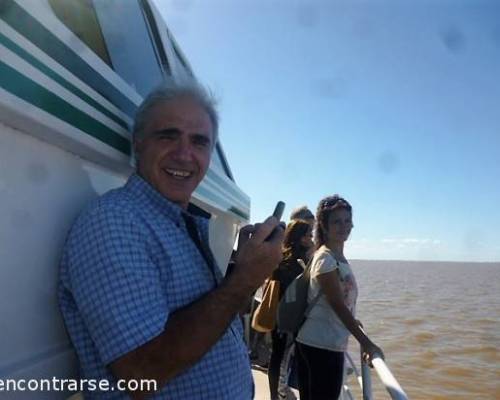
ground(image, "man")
xmin=58 ymin=80 xmax=284 ymax=399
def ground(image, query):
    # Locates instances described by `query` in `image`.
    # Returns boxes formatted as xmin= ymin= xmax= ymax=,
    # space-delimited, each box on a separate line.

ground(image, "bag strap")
xmin=304 ymin=292 xmax=321 ymax=317
xmin=296 ymin=257 xmax=322 ymax=320
xmin=183 ymin=214 xmax=219 ymax=286
xmin=300 ymin=252 xmax=341 ymax=319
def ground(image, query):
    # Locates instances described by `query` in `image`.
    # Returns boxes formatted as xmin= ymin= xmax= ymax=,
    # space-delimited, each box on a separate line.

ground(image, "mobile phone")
xmin=265 ymin=201 xmax=285 ymax=241
xmin=272 ymin=201 xmax=285 ymax=221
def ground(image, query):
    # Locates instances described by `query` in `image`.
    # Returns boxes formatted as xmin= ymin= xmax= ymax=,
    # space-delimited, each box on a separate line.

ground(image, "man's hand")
xmin=235 ymin=224 xmax=256 ymax=251
xmin=232 ymin=216 xmax=285 ymax=292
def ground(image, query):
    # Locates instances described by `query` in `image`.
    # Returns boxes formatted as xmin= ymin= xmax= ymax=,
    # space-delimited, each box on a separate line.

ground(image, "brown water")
xmin=346 ymin=260 xmax=500 ymax=400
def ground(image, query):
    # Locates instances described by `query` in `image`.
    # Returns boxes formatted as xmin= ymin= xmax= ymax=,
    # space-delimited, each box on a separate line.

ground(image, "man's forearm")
xmin=110 ymin=275 xmax=253 ymax=396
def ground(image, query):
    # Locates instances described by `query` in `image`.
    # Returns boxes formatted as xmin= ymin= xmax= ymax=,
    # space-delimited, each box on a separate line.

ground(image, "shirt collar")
xmin=126 ymin=173 xmax=207 ymax=226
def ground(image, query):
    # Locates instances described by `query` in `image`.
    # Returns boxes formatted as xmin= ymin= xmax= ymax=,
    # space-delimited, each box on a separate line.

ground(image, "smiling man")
xmin=133 ymin=91 xmax=214 ymax=207
xmin=58 ymin=80 xmax=284 ymax=399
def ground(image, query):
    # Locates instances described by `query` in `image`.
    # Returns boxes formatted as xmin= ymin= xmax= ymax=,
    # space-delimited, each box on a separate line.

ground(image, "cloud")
xmin=380 ymin=237 xmax=442 ymax=246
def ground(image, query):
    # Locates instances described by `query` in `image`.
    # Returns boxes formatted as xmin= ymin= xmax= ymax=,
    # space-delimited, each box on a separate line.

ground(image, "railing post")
xmin=342 ymin=353 xmax=359 ymax=400
xmin=360 ymin=348 xmax=373 ymax=400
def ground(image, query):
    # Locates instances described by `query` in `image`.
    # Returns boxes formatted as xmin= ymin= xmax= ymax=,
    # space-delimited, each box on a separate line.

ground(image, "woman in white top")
xmin=295 ymin=195 xmax=384 ymax=400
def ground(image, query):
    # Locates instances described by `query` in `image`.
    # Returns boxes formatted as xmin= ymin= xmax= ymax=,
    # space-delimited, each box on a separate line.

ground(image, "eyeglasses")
xmin=321 ymin=197 xmax=349 ymax=209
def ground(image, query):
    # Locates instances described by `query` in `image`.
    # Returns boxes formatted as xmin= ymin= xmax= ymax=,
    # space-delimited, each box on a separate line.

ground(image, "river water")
xmin=347 ymin=260 xmax=500 ymax=399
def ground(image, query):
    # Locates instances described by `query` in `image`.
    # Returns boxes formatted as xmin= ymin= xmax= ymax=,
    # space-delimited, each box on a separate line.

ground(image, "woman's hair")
xmin=314 ymin=195 xmax=352 ymax=249
xmin=282 ymin=219 xmax=312 ymax=263
xmin=289 ymin=205 xmax=314 ymax=221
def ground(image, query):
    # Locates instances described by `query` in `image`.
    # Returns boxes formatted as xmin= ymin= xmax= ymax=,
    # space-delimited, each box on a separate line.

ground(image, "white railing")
xmin=370 ymin=357 xmax=408 ymax=400
xmin=344 ymin=350 xmax=409 ymax=400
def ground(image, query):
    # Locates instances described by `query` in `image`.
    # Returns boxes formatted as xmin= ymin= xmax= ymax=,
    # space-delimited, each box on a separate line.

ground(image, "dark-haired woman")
xmin=268 ymin=219 xmax=314 ymax=400
xmin=295 ymin=195 xmax=384 ymax=400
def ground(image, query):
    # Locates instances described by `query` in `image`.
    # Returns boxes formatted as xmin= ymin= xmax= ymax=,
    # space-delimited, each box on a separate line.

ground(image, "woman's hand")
xmin=362 ymin=341 xmax=384 ymax=367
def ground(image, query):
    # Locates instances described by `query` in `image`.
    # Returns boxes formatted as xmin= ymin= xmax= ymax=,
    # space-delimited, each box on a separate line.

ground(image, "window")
xmin=49 ymin=0 xmax=112 ymax=66
xmin=170 ymin=35 xmax=193 ymax=77
xmin=50 ymin=0 xmax=167 ymax=97
xmin=92 ymin=0 xmax=164 ymax=97
xmin=139 ymin=0 xmax=171 ymax=76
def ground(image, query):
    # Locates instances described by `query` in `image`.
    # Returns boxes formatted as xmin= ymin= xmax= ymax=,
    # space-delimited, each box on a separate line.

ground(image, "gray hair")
xmin=132 ymin=79 xmax=219 ymax=146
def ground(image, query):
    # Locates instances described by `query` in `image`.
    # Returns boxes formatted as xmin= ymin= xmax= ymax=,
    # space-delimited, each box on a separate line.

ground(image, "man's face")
xmin=134 ymin=96 xmax=214 ymax=209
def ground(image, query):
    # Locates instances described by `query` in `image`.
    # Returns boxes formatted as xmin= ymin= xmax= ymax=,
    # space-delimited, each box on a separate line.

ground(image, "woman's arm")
xmin=317 ymin=270 xmax=384 ymax=361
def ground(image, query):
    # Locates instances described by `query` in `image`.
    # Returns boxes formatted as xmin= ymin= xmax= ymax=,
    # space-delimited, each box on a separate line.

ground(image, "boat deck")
xmin=252 ymin=366 xmax=299 ymax=400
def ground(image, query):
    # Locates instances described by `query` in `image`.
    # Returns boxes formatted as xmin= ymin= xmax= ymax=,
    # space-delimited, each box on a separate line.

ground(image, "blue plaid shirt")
xmin=58 ymin=174 xmax=253 ymax=399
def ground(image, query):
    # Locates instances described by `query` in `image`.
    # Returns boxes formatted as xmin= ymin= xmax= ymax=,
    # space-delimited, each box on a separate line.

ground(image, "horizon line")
xmin=349 ymin=258 xmax=500 ymax=264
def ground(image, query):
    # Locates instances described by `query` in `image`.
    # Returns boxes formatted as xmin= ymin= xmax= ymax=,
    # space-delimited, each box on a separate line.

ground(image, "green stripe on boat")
xmin=0 ymin=31 xmax=129 ymax=130
xmin=206 ymin=168 xmax=248 ymax=205
xmin=0 ymin=0 xmax=137 ymax=118
xmin=195 ymin=184 xmax=249 ymax=220
xmin=0 ymin=60 xmax=131 ymax=155
xmin=228 ymin=206 xmax=249 ymax=221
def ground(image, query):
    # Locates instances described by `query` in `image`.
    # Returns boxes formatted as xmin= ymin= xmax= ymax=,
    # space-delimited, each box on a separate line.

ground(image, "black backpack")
xmin=276 ymin=259 xmax=321 ymax=335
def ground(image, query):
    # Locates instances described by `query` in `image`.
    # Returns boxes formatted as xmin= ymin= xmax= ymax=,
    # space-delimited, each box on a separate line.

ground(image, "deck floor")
xmin=252 ymin=366 xmax=299 ymax=400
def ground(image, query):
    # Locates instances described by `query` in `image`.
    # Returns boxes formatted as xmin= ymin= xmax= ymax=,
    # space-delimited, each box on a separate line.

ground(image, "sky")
xmin=154 ymin=0 xmax=500 ymax=262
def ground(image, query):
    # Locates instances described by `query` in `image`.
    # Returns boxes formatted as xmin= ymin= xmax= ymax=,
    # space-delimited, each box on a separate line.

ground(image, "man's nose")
xmin=172 ymin=138 xmax=192 ymax=161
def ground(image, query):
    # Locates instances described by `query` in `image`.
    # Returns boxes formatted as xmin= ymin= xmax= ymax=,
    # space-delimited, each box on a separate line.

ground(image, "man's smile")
xmin=163 ymin=167 xmax=194 ymax=180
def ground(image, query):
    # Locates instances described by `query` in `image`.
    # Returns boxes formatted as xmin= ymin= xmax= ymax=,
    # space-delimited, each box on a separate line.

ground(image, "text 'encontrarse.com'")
xmin=0 ymin=378 xmax=158 ymax=392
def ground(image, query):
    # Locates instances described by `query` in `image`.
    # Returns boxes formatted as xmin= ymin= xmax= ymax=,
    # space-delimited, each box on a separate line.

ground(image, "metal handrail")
xmin=344 ymin=349 xmax=409 ymax=400
xmin=371 ymin=357 xmax=408 ymax=400
xmin=358 ymin=353 xmax=408 ymax=400
xmin=356 ymin=324 xmax=409 ymax=400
